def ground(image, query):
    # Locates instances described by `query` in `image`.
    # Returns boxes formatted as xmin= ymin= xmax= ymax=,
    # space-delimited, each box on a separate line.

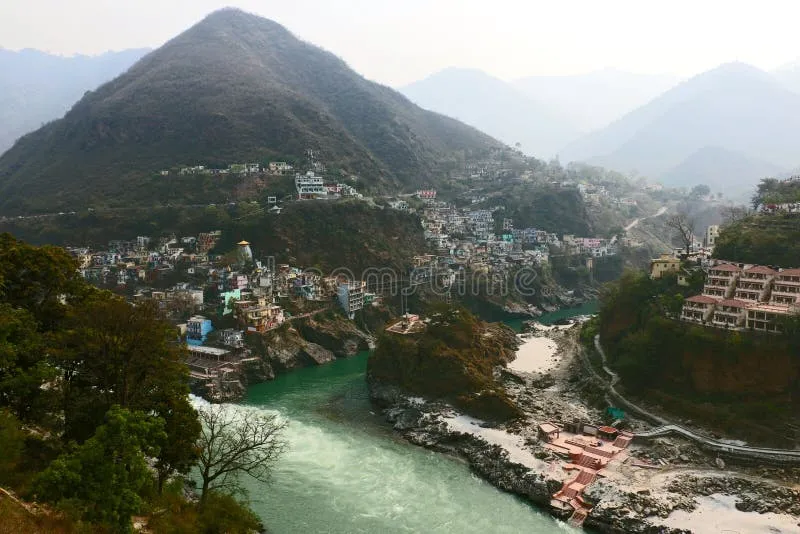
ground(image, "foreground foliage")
xmin=0 ymin=234 xmax=277 ymax=532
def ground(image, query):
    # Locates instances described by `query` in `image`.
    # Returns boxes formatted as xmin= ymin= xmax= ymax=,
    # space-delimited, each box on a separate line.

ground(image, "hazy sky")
xmin=2 ymin=0 xmax=799 ymax=86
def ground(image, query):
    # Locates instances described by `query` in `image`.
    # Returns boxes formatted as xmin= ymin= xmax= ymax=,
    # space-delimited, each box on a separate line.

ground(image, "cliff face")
xmin=295 ymin=315 xmax=371 ymax=358
xmin=367 ymin=306 xmax=522 ymax=422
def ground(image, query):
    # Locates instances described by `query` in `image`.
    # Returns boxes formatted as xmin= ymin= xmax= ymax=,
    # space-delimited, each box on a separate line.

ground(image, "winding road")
xmin=591 ymin=335 xmax=800 ymax=463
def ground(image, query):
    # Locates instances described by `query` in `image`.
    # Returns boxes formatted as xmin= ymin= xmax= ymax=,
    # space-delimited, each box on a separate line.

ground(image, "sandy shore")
xmin=661 ymin=494 xmax=800 ymax=533
xmin=508 ymin=335 xmax=560 ymax=374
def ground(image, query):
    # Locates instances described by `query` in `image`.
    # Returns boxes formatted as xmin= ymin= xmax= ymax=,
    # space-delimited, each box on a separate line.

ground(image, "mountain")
xmin=399 ymin=68 xmax=579 ymax=158
xmin=512 ymin=68 xmax=679 ymax=132
xmin=0 ymin=8 xmax=502 ymax=215
xmin=773 ymin=59 xmax=800 ymax=95
xmin=560 ymin=63 xmax=800 ymax=182
xmin=0 ymin=48 xmax=150 ymax=155
xmin=660 ymin=146 xmax=784 ymax=195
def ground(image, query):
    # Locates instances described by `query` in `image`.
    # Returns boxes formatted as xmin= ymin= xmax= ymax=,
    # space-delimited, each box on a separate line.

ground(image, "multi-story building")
xmin=234 ymin=297 xmax=285 ymax=333
xmin=681 ymin=295 xmax=717 ymax=324
xmin=770 ymin=268 xmax=800 ymax=306
xmin=295 ymin=171 xmax=327 ymax=199
xmin=705 ymin=225 xmax=720 ymax=248
xmin=702 ymin=263 xmax=740 ymax=299
xmin=338 ymin=281 xmax=366 ymax=319
xmin=187 ymin=315 xmax=214 ymax=346
xmin=734 ymin=265 xmax=776 ymax=303
xmin=711 ymin=299 xmax=752 ymax=328
xmin=746 ymin=303 xmax=799 ymax=333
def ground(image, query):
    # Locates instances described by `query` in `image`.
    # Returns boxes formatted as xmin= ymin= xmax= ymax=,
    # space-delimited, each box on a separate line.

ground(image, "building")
xmin=702 ymin=263 xmax=741 ymax=299
xmin=416 ymin=189 xmax=437 ymax=200
xmin=711 ymin=299 xmax=752 ymax=328
xmin=746 ymin=303 xmax=799 ymax=333
xmin=650 ymin=254 xmax=681 ymax=279
xmin=219 ymin=329 xmax=245 ymax=348
xmin=269 ymin=161 xmax=293 ymax=174
xmin=295 ymin=171 xmax=327 ymax=199
xmin=187 ymin=315 xmax=214 ymax=346
xmin=337 ymin=281 xmax=366 ymax=319
xmin=234 ymin=297 xmax=285 ymax=333
xmin=705 ymin=225 xmax=720 ymax=248
xmin=681 ymin=295 xmax=717 ymax=323
xmin=680 ymin=261 xmax=799 ymax=332
xmin=769 ymin=268 xmax=800 ymax=306
xmin=237 ymin=240 xmax=253 ymax=265
xmin=734 ymin=265 xmax=776 ymax=303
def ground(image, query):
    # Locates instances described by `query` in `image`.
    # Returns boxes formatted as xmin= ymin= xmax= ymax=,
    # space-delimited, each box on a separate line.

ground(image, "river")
xmin=226 ymin=306 xmax=594 ymax=533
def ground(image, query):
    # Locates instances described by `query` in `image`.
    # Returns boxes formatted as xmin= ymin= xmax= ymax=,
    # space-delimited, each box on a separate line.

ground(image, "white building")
xmin=295 ymin=171 xmax=327 ymax=199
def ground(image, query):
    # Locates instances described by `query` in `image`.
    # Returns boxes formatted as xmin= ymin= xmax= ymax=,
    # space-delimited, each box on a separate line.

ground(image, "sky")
xmin=2 ymin=0 xmax=800 ymax=86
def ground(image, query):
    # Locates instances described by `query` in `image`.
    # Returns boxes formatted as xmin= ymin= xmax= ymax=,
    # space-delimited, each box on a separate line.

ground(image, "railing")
xmin=588 ymin=336 xmax=800 ymax=464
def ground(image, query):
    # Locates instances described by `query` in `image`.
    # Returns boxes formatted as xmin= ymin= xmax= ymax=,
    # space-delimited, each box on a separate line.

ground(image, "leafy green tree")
xmin=0 ymin=233 xmax=89 ymax=330
xmin=55 ymin=296 xmax=190 ymax=442
xmin=0 ymin=304 xmax=56 ymax=422
xmin=0 ymin=409 xmax=25 ymax=484
xmin=33 ymin=406 xmax=166 ymax=531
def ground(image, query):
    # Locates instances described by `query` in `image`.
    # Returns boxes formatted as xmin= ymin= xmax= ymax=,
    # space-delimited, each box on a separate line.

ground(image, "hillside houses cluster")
xmin=294 ymin=171 xmax=362 ymax=200
xmin=66 ymin=233 xmax=379 ymax=396
xmin=164 ymin=161 xmax=295 ymax=177
xmin=680 ymin=261 xmax=800 ymax=333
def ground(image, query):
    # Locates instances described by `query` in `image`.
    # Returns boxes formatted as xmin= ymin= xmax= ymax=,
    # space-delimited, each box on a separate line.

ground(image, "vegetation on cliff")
xmin=0 ymin=234 xmax=277 ymax=531
xmin=0 ymin=200 xmax=429 ymax=274
xmin=0 ymin=8 xmax=501 ymax=214
xmin=714 ymin=213 xmax=800 ymax=267
xmin=595 ymin=270 xmax=800 ymax=445
xmin=368 ymin=305 xmax=522 ymax=421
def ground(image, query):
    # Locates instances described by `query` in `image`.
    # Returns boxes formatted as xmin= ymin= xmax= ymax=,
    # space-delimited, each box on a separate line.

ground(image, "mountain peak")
xmin=0 ymin=9 xmax=500 ymax=214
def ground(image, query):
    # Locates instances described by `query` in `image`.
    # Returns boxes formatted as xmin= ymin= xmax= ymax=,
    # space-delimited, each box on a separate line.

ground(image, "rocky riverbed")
xmin=368 ymin=322 xmax=800 ymax=533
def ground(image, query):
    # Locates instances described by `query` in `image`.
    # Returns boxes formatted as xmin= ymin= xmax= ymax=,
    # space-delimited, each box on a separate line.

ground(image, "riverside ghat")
xmin=368 ymin=311 xmax=800 ymax=534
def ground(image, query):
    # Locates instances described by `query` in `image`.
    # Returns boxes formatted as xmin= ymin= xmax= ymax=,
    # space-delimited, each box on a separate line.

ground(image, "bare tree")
xmin=196 ymin=405 xmax=287 ymax=505
xmin=665 ymin=213 xmax=696 ymax=256
xmin=720 ymin=205 xmax=749 ymax=224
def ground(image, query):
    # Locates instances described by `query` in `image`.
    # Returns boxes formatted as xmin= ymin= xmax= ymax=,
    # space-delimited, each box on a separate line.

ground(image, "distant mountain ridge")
xmin=0 ymin=47 xmax=150 ymax=155
xmin=399 ymin=68 xmax=580 ymax=158
xmin=0 ymin=8 xmax=502 ymax=214
xmin=511 ymin=68 xmax=679 ymax=132
xmin=560 ymin=62 xmax=800 ymax=189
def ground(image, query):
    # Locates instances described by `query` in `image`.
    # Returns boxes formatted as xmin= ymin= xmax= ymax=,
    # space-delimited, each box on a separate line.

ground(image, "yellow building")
xmin=650 ymin=254 xmax=681 ymax=279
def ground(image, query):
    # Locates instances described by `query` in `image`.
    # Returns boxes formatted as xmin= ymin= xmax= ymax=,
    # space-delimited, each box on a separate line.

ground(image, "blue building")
xmin=187 ymin=315 xmax=214 ymax=346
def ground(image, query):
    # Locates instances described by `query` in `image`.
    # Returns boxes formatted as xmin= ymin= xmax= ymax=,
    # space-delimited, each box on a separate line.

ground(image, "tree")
xmin=55 ymin=296 xmax=191 ymax=442
xmin=0 ymin=304 xmax=56 ymax=423
xmin=196 ymin=405 xmax=287 ymax=505
xmin=33 ymin=406 xmax=166 ymax=530
xmin=721 ymin=205 xmax=749 ymax=224
xmin=665 ymin=213 xmax=696 ymax=256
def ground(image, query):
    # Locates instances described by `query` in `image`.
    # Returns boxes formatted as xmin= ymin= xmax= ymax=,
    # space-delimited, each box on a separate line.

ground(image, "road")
xmin=624 ymin=205 xmax=668 ymax=232
xmin=591 ymin=335 xmax=800 ymax=463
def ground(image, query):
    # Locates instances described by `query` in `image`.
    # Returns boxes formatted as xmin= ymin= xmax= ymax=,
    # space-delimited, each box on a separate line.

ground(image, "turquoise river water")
xmin=219 ymin=307 xmax=595 ymax=533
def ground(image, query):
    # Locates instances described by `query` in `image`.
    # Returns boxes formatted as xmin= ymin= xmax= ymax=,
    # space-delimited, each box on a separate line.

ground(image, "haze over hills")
xmin=660 ymin=146 xmax=783 ymax=196
xmin=772 ymin=59 xmax=800 ymax=95
xmin=0 ymin=48 xmax=150 ymax=155
xmin=399 ymin=68 xmax=580 ymax=158
xmin=0 ymin=8 xmax=502 ymax=215
xmin=511 ymin=68 xmax=679 ymax=133
xmin=560 ymin=62 xmax=800 ymax=188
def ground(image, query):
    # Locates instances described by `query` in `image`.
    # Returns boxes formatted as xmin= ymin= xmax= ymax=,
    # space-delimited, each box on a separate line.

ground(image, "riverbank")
xmin=368 ymin=320 xmax=800 ymax=533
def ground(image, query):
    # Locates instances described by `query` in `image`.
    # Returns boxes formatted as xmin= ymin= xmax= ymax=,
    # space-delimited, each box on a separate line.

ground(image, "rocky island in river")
xmin=367 ymin=307 xmax=800 ymax=533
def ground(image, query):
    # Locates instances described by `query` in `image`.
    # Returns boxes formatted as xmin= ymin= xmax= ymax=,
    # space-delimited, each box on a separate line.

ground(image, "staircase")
xmin=568 ymin=507 xmax=589 ymax=527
